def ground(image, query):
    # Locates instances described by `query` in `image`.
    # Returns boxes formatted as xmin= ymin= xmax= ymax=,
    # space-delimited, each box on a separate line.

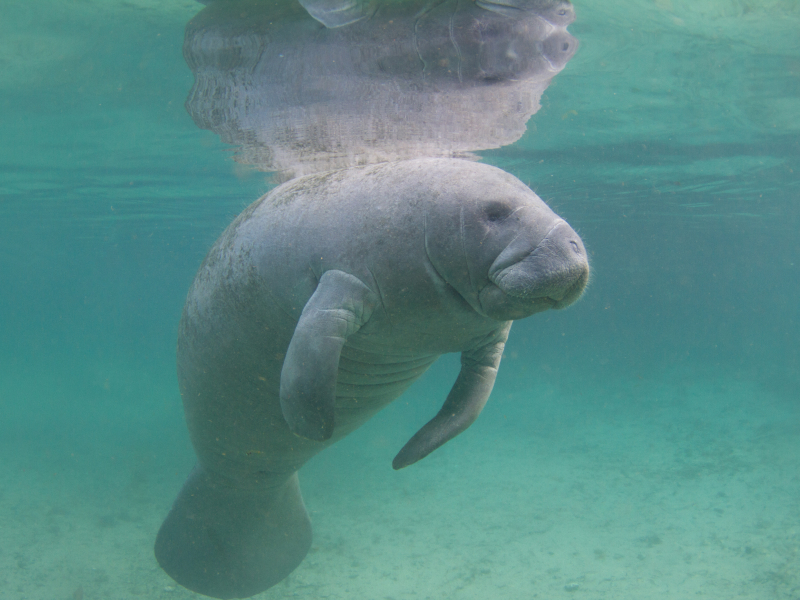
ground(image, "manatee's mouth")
xmin=485 ymin=218 xmax=589 ymax=318
xmin=492 ymin=261 xmax=588 ymax=309
xmin=477 ymin=282 xmax=557 ymax=321
xmin=482 ymin=273 xmax=586 ymax=321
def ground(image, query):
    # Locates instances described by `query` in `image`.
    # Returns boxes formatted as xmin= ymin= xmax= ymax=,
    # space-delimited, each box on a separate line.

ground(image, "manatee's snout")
xmin=490 ymin=220 xmax=589 ymax=310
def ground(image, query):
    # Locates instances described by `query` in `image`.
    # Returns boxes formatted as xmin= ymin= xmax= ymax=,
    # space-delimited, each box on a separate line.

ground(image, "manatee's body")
xmin=155 ymin=158 xmax=589 ymax=598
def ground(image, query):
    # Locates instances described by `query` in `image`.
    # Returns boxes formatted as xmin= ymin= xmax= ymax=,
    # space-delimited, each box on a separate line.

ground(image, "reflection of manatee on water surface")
xmin=185 ymin=0 xmax=578 ymax=178
xmin=200 ymin=0 xmax=575 ymax=30
xmin=296 ymin=0 xmax=575 ymax=29
xmin=298 ymin=0 xmax=377 ymax=27
xmin=155 ymin=158 xmax=590 ymax=599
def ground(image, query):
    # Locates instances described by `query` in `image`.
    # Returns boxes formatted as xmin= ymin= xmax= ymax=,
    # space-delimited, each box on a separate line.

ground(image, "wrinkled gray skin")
xmin=155 ymin=158 xmax=589 ymax=599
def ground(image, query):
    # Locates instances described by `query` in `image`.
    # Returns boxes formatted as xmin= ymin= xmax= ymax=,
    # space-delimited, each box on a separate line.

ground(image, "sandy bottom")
xmin=2 ymin=362 xmax=798 ymax=600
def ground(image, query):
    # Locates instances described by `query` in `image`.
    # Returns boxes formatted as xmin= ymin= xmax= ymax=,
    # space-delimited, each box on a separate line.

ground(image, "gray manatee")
xmin=155 ymin=158 xmax=589 ymax=599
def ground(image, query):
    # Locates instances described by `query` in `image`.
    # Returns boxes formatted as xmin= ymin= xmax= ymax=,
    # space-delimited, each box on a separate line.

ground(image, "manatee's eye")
xmin=484 ymin=201 xmax=513 ymax=222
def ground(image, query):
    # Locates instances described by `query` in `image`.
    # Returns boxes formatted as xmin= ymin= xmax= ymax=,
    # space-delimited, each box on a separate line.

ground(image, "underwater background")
xmin=1 ymin=0 xmax=798 ymax=598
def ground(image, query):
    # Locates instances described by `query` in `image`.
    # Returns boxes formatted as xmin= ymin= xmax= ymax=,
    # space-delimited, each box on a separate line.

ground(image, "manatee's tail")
xmin=154 ymin=465 xmax=312 ymax=599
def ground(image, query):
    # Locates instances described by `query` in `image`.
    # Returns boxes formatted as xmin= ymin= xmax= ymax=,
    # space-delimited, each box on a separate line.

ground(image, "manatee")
xmin=155 ymin=158 xmax=589 ymax=599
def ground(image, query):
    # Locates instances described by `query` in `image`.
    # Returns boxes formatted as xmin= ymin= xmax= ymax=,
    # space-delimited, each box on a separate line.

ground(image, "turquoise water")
xmin=1 ymin=1 xmax=798 ymax=599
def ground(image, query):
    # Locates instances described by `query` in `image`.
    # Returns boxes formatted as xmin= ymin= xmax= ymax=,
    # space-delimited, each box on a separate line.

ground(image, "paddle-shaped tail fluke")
xmin=155 ymin=466 xmax=312 ymax=599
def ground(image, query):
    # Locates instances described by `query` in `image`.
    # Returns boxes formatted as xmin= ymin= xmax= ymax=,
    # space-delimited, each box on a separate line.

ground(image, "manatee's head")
xmin=479 ymin=211 xmax=588 ymax=320
xmin=424 ymin=160 xmax=589 ymax=322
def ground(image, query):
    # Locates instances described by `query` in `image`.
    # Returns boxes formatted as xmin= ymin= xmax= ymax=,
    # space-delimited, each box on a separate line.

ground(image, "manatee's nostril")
xmin=570 ymin=240 xmax=580 ymax=253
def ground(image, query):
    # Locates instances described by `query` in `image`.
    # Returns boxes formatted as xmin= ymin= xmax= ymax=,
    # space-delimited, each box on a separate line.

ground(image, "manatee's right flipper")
xmin=280 ymin=270 xmax=377 ymax=441
xmin=392 ymin=323 xmax=512 ymax=470
xmin=155 ymin=465 xmax=312 ymax=599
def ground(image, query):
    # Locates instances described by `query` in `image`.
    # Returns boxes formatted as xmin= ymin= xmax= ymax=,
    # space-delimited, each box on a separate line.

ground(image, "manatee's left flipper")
xmin=280 ymin=270 xmax=377 ymax=441
xmin=393 ymin=322 xmax=512 ymax=469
